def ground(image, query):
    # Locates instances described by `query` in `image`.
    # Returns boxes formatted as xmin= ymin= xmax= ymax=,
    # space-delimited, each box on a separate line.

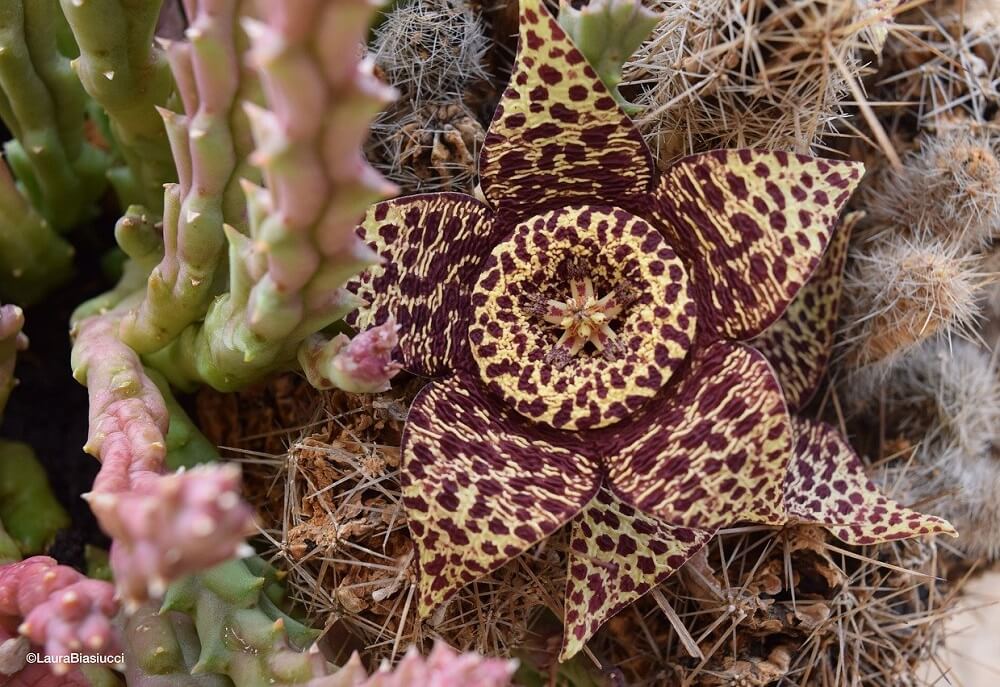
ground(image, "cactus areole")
xmin=346 ymin=0 xmax=954 ymax=660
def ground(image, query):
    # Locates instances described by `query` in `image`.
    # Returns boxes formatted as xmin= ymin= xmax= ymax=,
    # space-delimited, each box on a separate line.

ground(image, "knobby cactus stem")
xmin=0 ymin=303 xmax=26 ymax=415
xmin=60 ymin=0 xmax=176 ymax=213
xmin=0 ymin=556 xmax=119 ymax=675
xmin=0 ymin=0 xmax=111 ymax=233
xmin=0 ymin=161 xmax=74 ymax=305
xmin=70 ymin=304 xmax=255 ymax=605
xmin=142 ymin=0 xmax=400 ymax=392
xmin=120 ymin=0 xmax=260 ymax=355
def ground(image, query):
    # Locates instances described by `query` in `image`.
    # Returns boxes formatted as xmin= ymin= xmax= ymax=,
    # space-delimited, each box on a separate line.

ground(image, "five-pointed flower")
xmin=347 ymin=0 xmax=956 ymax=659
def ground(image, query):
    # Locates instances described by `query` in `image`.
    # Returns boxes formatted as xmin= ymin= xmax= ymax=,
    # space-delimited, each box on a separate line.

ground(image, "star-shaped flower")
xmin=347 ymin=0 xmax=955 ymax=659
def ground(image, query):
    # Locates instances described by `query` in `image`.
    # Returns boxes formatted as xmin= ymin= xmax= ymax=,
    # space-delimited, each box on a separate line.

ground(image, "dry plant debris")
xmin=367 ymin=0 xmax=494 ymax=194
xmin=199 ymin=377 xmax=565 ymax=667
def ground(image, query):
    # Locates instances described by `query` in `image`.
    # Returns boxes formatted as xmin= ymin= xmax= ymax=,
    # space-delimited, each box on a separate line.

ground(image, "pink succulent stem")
xmin=0 ymin=557 xmax=118 ymax=676
xmin=71 ymin=308 xmax=255 ymax=604
xmin=309 ymin=642 xmax=516 ymax=686
xmin=298 ymin=318 xmax=401 ymax=393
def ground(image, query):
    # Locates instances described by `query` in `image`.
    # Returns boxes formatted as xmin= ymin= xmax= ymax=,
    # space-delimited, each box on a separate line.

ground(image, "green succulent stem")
xmin=161 ymin=558 xmax=323 ymax=686
xmin=0 ymin=0 xmax=111 ymax=233
xmin=118 ymin=1 xmax=262 ymax=356
xmin=0 ymin=520 xmax=19 ymax=563
xmin=60 ymin=0 xmax=177 ymax=213
xmin=556 ymin=0 xmax=660 ymax=114
xmin=0 ymin=440 xmax=70 ymax=555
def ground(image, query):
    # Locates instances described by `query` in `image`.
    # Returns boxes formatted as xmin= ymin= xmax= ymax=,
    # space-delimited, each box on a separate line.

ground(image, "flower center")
xmin=468 ymin=205 xmax=698 ymax=431
xmin=525 ymin=258 xmax=638 ymax=368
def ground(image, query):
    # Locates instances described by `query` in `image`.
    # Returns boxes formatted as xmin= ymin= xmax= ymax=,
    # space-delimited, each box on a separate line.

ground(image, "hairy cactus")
xmin=0 ymin=556 xmax=118 ymax=674
xmin=144 ymin=0 xmax=398 ymax=392
xmin=369 ymin=0 xmax=490 ymax=103
xmin=59 ymin=0 xmax=176 ymax=211
xmin=863 ymin=129 xmax=1000 ymax=251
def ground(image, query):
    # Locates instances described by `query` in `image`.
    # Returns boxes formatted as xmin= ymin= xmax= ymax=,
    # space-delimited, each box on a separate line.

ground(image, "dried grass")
xmin=199 ymin=377 xmax=564 ymax=668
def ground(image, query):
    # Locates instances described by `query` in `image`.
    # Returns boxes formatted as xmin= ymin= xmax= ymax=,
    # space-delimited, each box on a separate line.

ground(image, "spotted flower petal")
xmin=750 ymin=211 xmax=861 ymax=412
xmin=562 ymin=487 xmax=711 ymax=661
xmin=402 ymin=372 xmax=602 ymax=615
xmin=785 ymin=417 xmax=957 ymax=544
xmin=348 ymin=194 xmax=505 ymax=377
xmin=646 ymin=150 xmax=864 ymax=342
xmin=478 ymin=0 xmax=653 ymax=222
xmin=605 ymin=341 xmax=792 ymax=529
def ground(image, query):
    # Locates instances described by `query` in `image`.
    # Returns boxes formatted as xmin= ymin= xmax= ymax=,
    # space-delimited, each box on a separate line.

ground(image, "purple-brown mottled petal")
xmin=402 ymin=372 xmax=601 ymax=615
xmin=644 ymin=149 xmax=864 ymax=341
xmin=750 ymin=211 xmax=861 ymax=412
xmin=785 ymin=417 xmax=957 ymax=544
xmin=478 ymin=0 xmax=653 ymax=222
xmin=605 ymin=341 xmax=792 ymax=529
xmin=346 ymin=193 xmax=505 ymax=377
xmin=561 ymin=487 xmax=712 ymax=660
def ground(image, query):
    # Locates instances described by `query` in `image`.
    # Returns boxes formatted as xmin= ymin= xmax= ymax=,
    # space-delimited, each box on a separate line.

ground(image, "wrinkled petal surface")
xmin=562 ymin=487 xmax=711 ymax=661
xmin=469 ymin=206 xmax=695 ymax=430
xmin=751 ymin=212 xmax=860 ymax=412
xmin=478 ymin=0 xmax=653 ymax=222
xmin=606 ymin=341 xmax=792 ymax=529
xmin=402 ymin=372 xmax=601 ymax=615
xmin=347 ymin=194 xmax=504 ymax=377
xmin=646 ymin=150 xmax=863 ymax=341
xmin=785 ymin=417 xmax=957 ymax=544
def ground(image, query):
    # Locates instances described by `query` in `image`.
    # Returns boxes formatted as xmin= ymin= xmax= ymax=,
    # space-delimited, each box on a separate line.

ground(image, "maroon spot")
xmin=594 ymin=96 xmax=616 ymax=111
xmin=505 ymin=113 xmax=527 ymax=129
xmin=550 ymin=103 xmax=580 ymax=123
xmin=538 ymin=65 xmax=563 ymax=85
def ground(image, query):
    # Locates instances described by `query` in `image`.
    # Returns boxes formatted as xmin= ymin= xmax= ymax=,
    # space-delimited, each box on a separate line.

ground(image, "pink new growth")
xmin=300 ymin=318 xmax=402 ymax=393
xmin=312 ymin=642 xmax=516 ymax=686
xmin=0 ymin=557 xmax=118 ymax=676
xmin=72 ymin=312 xmax=255 ymax=603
